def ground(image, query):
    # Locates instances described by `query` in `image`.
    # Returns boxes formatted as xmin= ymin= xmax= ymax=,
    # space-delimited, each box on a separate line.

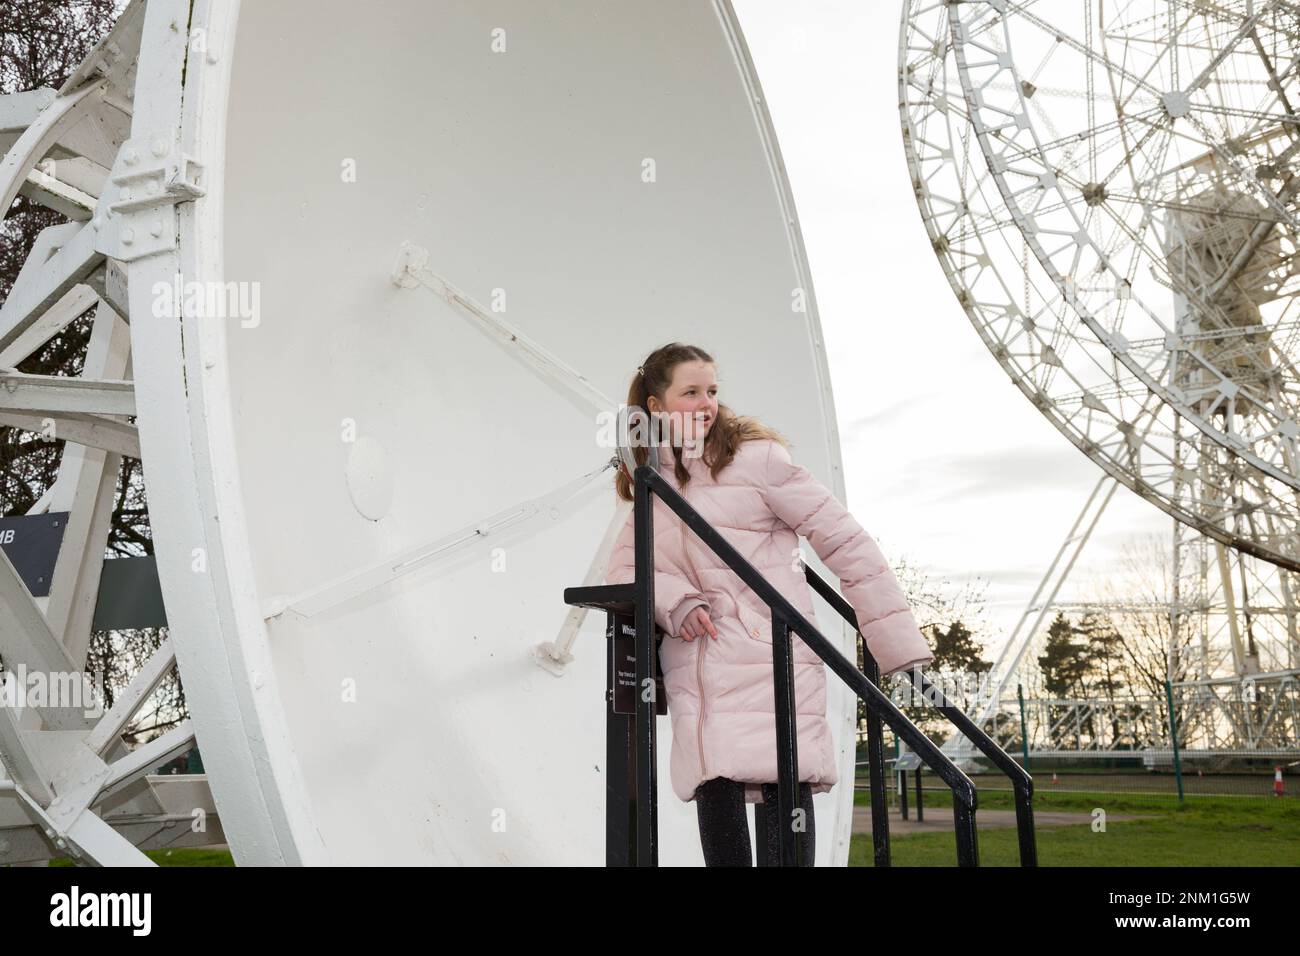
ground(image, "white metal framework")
xmin=0 ymin=0 xmax=220 ymax=866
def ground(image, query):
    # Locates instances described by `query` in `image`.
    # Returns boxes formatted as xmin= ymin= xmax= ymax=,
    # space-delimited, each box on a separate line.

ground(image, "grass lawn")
xmin=848 ymin=786 xmax=1300 ymax=866
xmin=47 ymin=847 xmax=235 ymax=867
xmin=28 ymin=790 xmax=1297 ymax=866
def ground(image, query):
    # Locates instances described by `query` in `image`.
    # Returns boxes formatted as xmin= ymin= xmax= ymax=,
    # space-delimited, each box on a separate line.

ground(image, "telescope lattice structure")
xmin=900 ymin=0 xmax=1300 ymax=759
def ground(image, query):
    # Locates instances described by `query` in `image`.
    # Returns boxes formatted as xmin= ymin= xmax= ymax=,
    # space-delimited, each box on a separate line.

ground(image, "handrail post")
xmin=771 ymin=612 xmax=806 ymax=866
xmin=632 ymin=467 xmax=659 ymax=865
xmin=807 ymin=568 xmax=892 ymax=864
xmin=861 ymin=648 xmax=891 ymax=866
xmin=898 ymin=740 xmax=909 ymax=821
xmin=953 ymin=796 xmax=979 ymax=866
xmin=606 ymin=608 xmax=632 ymax=865
xmin=1017 ymin=682 xmax=1030 ymax=773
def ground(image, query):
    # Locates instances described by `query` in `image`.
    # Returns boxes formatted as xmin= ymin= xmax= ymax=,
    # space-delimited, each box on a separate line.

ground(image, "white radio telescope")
xmin=0 ymin=0 xmax=860 ymax=865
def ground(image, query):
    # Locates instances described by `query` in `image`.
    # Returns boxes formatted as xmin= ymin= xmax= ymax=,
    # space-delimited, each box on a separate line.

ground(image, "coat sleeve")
xmin=760 ymin=440 xmax=935 ymax=676
xmin=604 ymin=507 xmax=711 ymax=639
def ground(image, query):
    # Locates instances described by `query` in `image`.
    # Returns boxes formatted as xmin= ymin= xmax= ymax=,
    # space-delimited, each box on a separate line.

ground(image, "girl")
xmin=604 ymin=342 xmax=935 ymax=866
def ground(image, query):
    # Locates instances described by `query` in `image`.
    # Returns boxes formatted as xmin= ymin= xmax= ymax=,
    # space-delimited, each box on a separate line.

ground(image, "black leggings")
xmin=693 ymin=776 xmax=816 ymax=866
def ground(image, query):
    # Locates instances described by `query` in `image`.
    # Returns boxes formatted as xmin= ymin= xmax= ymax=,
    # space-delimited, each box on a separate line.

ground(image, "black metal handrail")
xmin=804 ymin=567 xmax=1037 ymax=865
xmin=629 ymin=464 xmax=1034 ymax=866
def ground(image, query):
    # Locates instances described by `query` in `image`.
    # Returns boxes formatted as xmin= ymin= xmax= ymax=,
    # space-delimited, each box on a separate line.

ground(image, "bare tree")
xmin=1084 ymin=532 xmax=1198 ymax=698
xmin=1070 ymin=532 xmax=1200 ymax=745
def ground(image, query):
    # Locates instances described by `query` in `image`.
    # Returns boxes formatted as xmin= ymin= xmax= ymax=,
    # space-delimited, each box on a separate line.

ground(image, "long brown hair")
xmin=613 ymin=342 xmax=790 ymax=502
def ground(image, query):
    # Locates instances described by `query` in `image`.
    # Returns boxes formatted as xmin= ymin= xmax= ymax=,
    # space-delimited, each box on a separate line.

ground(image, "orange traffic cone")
xmin=1275 ymin=766 xmax=1284 ymax=797
xmin=1051 ymin=771 xmax=1059 ymax=785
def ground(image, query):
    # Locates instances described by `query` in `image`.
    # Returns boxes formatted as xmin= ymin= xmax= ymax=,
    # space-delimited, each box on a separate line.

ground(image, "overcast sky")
xmin=730 ymin=0 xmax=1172 ymax=654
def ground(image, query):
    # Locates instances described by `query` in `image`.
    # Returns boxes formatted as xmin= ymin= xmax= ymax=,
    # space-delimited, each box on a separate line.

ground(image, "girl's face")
xmin=648 ymin=360 xmax=718 ymax=444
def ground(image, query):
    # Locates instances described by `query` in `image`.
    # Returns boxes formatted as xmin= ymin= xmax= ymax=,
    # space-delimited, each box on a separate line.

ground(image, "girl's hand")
xmin=679 ymin=606 xmax=719 ymax=642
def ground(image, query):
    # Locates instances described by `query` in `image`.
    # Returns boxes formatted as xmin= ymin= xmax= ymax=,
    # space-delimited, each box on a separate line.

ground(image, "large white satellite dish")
xmin=0 ymin=0 xmax=859 ymax=864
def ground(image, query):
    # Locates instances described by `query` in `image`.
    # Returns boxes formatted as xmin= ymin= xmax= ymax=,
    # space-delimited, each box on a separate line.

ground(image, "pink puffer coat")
xmin=604 ymin=434 xmax=936 ymax=804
